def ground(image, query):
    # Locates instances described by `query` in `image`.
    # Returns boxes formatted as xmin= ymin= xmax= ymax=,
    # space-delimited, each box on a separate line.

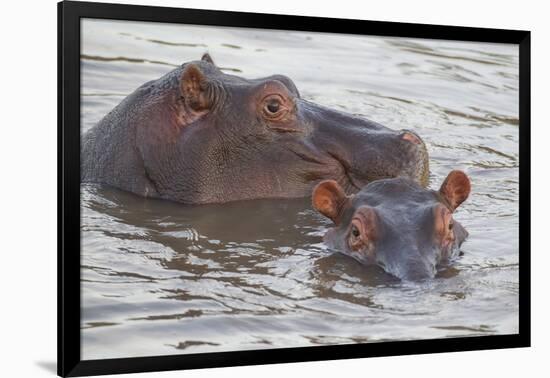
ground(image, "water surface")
xmin=81 ymin=19 xmax=519 ymax=360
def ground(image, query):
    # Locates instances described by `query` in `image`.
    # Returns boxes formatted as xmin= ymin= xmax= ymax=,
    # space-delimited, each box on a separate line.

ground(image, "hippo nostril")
xmin=400 ymin=131 xmax=422 ymax=145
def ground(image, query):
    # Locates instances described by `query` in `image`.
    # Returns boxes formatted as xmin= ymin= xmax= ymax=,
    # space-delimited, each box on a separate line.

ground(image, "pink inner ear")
xmin=312 ymin=180 xmax=348 ymax=224
xmin=440 ymin=170 xmax=471 ymax=210
xmin=181 ymin=64 xmax=210 ymax=111
xmin=401 ymin=132 xmax=422 ymax=145
xmin=182 ymin=65 xmax=202 ymax=88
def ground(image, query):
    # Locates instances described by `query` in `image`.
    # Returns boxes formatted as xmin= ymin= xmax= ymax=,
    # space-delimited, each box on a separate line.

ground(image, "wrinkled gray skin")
xmin=313 ymin=171 xmax=471 ymax=281
xmin=82 ymin=54 xmax=429 ymax=204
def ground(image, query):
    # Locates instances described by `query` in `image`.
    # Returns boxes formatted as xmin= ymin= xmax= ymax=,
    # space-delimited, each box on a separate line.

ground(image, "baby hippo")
xmin=312 ymin=170 xmax=471 ymax=281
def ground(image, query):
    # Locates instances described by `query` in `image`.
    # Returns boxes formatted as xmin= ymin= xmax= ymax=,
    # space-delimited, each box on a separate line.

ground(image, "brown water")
xmin=80 ymin=19 xmax=519 ymax=360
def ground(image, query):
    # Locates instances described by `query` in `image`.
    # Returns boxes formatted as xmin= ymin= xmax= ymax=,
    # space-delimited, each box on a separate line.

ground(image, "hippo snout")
xmin=346 ymin=128 xmax=430 ymax=188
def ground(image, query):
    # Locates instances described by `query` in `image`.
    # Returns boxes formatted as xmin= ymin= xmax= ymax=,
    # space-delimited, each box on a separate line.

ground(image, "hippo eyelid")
xmin=260 ymin=79 xmax=295 ymax=97
xmin=263 ymin=75 xmax=300 ymax=97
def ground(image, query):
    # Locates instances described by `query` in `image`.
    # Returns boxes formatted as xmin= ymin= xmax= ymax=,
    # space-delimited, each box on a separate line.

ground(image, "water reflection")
xmin=81 ymin=54 xmax=178 ymax=67
xmin=84 ymin=185 xmax=404 ymax=289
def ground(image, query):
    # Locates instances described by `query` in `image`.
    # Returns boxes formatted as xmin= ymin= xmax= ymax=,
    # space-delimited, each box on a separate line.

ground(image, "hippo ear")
xmin=201 ymin=53 xmax=215 ymax=65
xmin=180 ymin=64 xmax=211 ymax=111
xmin=439 ymin=170 xmax=471 ymax=211
xmin=312 ymin=180 xmax=350 ymax=225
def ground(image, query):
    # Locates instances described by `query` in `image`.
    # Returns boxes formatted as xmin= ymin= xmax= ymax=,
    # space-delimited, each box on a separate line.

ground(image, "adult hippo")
xmin=81 ymin=54 xmax=429 ymax=204
xmin=312 ymin=170 xmax=471 ymax=281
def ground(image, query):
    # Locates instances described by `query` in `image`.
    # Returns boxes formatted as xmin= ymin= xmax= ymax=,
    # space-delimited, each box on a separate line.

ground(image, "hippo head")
xmin=135 ymin=54 xmax=429 ymax=204
xmin=312 ymin=170 xmax=471 ymax=281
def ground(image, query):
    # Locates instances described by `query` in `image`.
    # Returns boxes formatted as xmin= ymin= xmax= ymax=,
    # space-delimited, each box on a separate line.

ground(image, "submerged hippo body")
xmin=82 ymin=54 xmax=429 ymax=204
xmin=312 ymin=170 xmax=471 ymax=281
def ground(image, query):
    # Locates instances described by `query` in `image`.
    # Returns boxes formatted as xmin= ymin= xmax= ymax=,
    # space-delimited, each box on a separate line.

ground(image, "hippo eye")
xmin=261 ymin=94 xmax=287 ymax=120
xmin=348 ymin=221 xmax=364 ymax=251
xmin=266 ymin=100 xmax=280 ymax=114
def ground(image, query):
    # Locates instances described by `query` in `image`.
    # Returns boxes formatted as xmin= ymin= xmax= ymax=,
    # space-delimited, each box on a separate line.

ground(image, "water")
xmin=80 ymin=19 xmax=519 ymax=360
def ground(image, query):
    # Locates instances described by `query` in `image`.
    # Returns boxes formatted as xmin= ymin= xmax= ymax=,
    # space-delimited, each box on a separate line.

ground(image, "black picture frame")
xmin=58 ymin=1 xmax=531 ymax=376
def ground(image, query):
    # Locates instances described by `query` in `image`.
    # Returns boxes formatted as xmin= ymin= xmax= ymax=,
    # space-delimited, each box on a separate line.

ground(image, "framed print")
xmin=58 ymin=0 xmax=530 ymax=376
